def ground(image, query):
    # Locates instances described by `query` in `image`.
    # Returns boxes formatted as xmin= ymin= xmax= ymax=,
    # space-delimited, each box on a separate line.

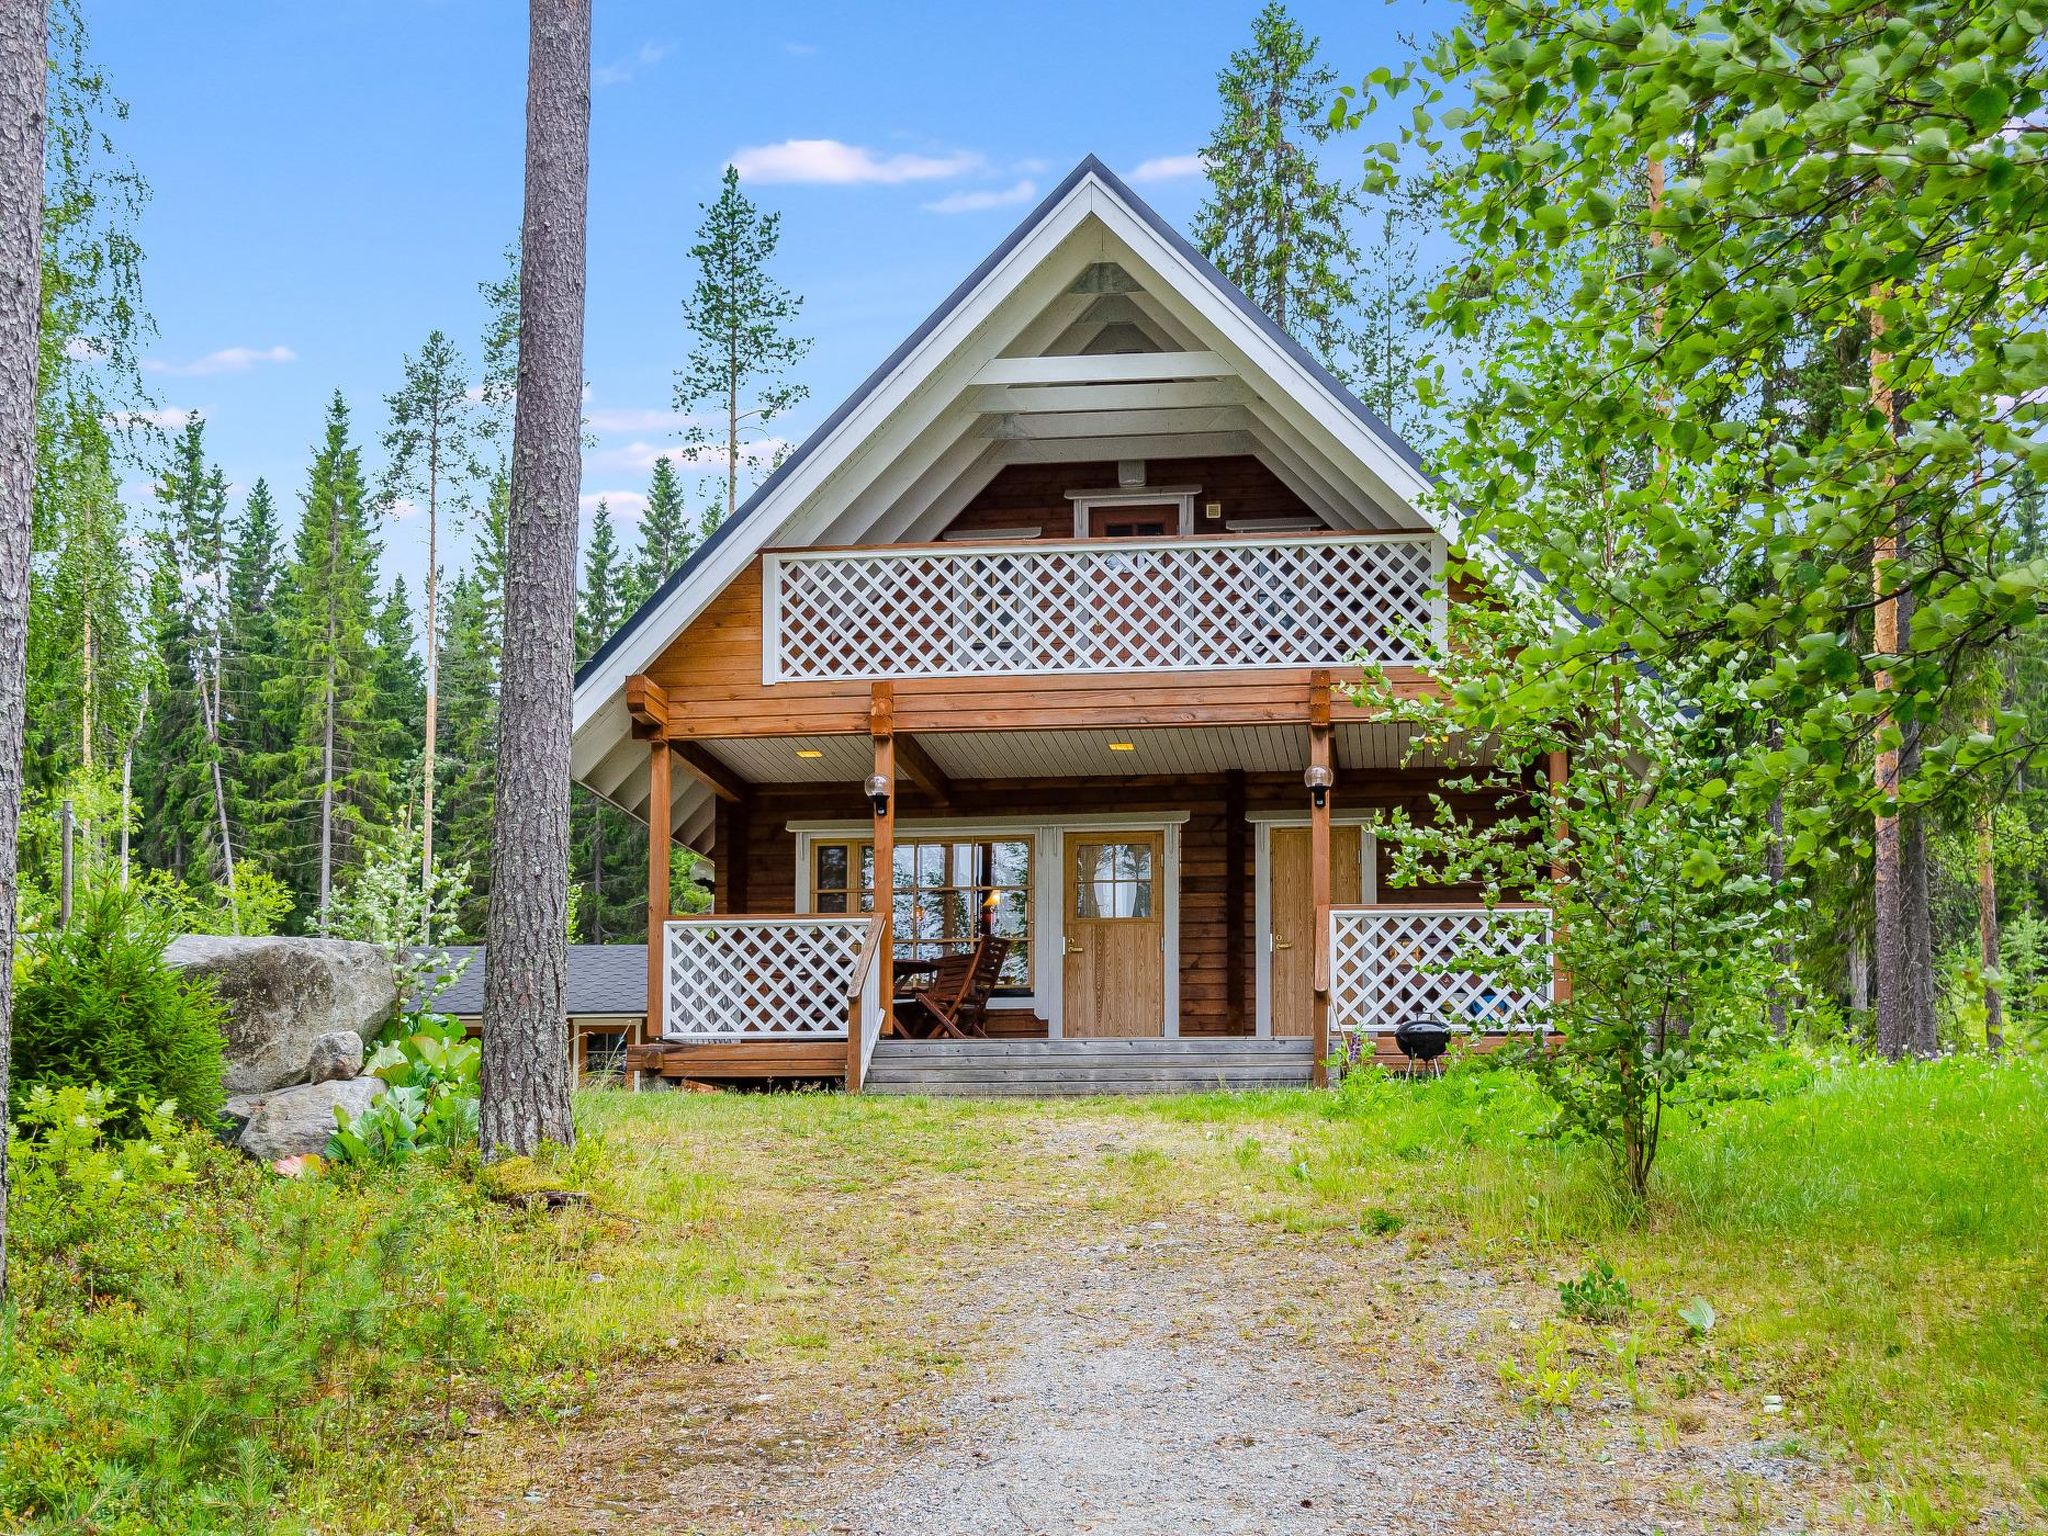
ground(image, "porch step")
xmin=864 ymin=1037 xmax=1315 ymax=1097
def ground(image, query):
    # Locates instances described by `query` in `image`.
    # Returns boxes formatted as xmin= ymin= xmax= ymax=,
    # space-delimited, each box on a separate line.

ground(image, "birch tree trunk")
xmin=0 ymin=0 xmax=49 ymax=1302
xmin=479 ymin=0 xmax=588 ymax=1156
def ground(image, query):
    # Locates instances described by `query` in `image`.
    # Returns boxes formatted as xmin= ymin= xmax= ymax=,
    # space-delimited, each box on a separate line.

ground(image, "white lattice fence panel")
xmin=664 ymin=917 xmax=872 ymax=1040
xmin=766 ymin=534 xmax=1442 ymax=681
xmin=1328 ymin=906 xmax=1553 ymax=1034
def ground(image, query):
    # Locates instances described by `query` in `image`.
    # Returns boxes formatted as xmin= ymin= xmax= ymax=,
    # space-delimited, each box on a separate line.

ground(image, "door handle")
xmin=1064 ymin=936 xmax=1085 ymax=955
xmin=1272 ymin=936 xmax=1293 ymax=951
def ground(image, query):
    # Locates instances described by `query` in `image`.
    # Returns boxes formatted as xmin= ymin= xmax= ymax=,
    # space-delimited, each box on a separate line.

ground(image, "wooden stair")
xmin=862 ymin=1036 xmax=1316 ymax=1097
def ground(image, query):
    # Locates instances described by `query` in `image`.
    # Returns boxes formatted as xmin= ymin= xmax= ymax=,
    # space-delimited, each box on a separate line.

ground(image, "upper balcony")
xmin=760 ymin=529 xmax=1445 ymax=685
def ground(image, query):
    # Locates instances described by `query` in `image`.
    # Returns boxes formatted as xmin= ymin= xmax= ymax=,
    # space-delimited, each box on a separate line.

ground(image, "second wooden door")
xmin=1062 ymin=831 xmax=1166 ymax=1037
xmin=1268 ymin=826 xmax=1363 ymax=1037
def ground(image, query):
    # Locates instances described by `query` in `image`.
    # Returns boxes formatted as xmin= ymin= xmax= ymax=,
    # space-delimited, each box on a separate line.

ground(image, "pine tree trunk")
xmin=479 ymin=0 xmax=588 ymax=1158
xmin=0 ymin=0 xmax=50 ymax=1304
xmin=422 ymin=422 xmax=439 ymax=910
xmin=1870 ymin=302 xmax=1909 ymax=1060
xmin=1897 ymin=591 xmax=1938 ymax=1057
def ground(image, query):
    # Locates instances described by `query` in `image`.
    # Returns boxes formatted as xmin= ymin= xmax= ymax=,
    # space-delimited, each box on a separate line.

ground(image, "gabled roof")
xmin=422 ymin=945 xmax=650 ymax=1020
xmin=570 ymin=153 xmax=1457 ymax=829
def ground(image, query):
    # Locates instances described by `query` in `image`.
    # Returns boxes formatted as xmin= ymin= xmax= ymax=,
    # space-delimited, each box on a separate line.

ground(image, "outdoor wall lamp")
xmin=865 ymin=774 xmax=891 ymax=817
xmin=1304 ymin=763 xmax=1334 ymax=810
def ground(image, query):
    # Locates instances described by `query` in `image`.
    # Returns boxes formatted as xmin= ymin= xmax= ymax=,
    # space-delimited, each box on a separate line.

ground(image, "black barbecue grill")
xmin=1393 ymin=1017 xmax=1452 ymax=1077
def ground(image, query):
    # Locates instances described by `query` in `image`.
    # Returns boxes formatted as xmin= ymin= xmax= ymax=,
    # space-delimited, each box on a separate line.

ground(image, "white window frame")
xmin=789 ymin=811 xmax=1187 ymax=1036
xmin=1248 ymin=811 xmax=1377 ymax=1039
xmin=1064 ymin=485 xmax=1200 ymax=538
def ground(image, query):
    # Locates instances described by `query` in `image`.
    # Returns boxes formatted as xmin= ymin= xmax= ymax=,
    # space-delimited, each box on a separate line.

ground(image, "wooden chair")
xmin=897 ymin=937 xmax=1012 ymax=1040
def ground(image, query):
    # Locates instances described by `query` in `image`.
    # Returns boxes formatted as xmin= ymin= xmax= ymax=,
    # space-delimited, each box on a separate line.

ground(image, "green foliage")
xmin=1558 ymin=1258 xmax=1633 ymax=1324
xmin=327 ymin=817 xmax=471 ymax=978
xmin=5 ymin=1083 xmax=198 ymax=1302
xmin=328 ymin=1014 xmax=480 ymax=1167
xmin=129 ymin=864 xmax=293 ymax=938
xmin=9 ymin=882 xmax=228 ymax=1128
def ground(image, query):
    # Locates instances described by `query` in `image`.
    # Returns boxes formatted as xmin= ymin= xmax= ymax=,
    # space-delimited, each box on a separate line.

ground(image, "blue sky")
xmin=95 ymin=0 xmax=1429 ymax=595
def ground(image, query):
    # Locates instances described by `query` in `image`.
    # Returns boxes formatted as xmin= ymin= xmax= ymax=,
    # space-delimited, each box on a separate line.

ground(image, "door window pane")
xmin=1073 ymin=841 xmax=1154 ymax=919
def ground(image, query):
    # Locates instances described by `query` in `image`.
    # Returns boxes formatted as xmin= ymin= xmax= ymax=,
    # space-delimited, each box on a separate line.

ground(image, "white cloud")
xmin=142 ymin=344 xmax=296 ymax=378
xmin=387 ymin=496 xmax=423 ymax=521
xmin=922 ymin=178 xmax=1036 ymax=215
xmin=595 ymin=40 xmax=670 ymax=86
xmin=585 ymin=405 xmax=686 ymax=434
xmin=1127 ymin=153 xmax=1208 ymax=183
xmin=64 ymin=337 xmax=106 ymax=361
xmin=581 ymin=491 xmax=648 ymax=521
xmin=729 ymin=138 xmax=982 ymax=185
xmin=109 ymin=406 xmax=200 ymax=431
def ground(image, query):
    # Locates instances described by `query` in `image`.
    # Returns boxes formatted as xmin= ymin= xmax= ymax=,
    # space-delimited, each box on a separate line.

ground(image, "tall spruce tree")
xmin=1193 ymin=2 xmax=1362 ymax=372
xmin=223 ymin=478 xmax=288 ymax=864
xmin=133 ymin=527 xmax=211 ymax=881
xmin=571 ymin=498 xmax=640 ymax=943
xmin=369 ymin=576 xmax=426 ymax=810
xmin=271 ymin=393 xmax=388 ymax=929
xmin=576 ymin=498 xmax=623 ymax=660
xmin=625 ymin=453 xmax=693 ymax=610
xmin=673 ymin=165 xmax=811 ymax=523
xmin=383 ymin=330 xmax=479 ymax=894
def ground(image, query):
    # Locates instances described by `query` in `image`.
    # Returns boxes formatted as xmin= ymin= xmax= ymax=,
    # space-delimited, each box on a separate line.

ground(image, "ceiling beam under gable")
xmin=999 ymin=429 xmax=1254 ymax=463
xmin=971 ymin=350 xmax=1232 ymax=386
xmin=816 ymin=408 xmax=994 ymax=546
xmin=1239 ymin=418 xmax=1383 ymax=529
xmin=983 ymin=404 xmax=1249 ymax=442
xmin=972 ymin=378 xmax=1248 ymax=414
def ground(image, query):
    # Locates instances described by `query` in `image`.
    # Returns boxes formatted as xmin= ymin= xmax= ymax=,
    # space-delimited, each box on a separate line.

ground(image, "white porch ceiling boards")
xmin=696 ymin=722 xmax=1469 ymax=787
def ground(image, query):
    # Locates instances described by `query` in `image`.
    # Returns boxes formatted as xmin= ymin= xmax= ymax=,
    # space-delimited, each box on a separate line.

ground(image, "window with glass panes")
xmin=810 ymin=837 xmax=1033 ymax=993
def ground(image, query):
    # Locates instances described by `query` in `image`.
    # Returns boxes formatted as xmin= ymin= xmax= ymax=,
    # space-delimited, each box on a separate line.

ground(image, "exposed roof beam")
xmin=985 ymin=404 xmax=1248 ymax=442
xmin=972 ymin=350 xmax=1231 ymax=386
xmin=1000 ymin=429 xmax=1253 ymax=463
xmin=894 ymin=733 xmax=954 ymax=807
xmin=973 ymin=378 xmax=1247 ymax=414
xmin=673 ymin=741 xmax=749 ymax=804
xmin=625 ymin=675 xmax=668 ymax=739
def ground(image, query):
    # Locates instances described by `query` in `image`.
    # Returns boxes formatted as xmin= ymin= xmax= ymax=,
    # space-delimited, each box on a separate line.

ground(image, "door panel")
xmin=1269 ymin=827 xmax=1363 ymax=1037
xmin=1062 ymin=832 xmax=1166 ymax=1038
xmin=1088 ymin=505 xmax=1175 ymax=538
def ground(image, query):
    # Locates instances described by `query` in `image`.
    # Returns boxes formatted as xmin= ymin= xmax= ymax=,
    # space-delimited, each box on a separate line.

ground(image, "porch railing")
xmin=761 ymin=530 xmax=1445 ymax=683
xmin=662 ymin=915 xmax=874 ymax=1041
xmin=1327 ymin=903 xmax=1554 ymax=1035
xmin=846 ymin=920 xmax=886 ymax=1092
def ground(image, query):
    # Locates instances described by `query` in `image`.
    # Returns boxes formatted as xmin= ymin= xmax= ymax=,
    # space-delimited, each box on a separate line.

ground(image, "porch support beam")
xmin=894 ymin=731 xmax=953 ymax=808
xmin=870 ymin=683 xmax=897 ymax=1051
xmin=673 ymin=741 xmax=749 ymax=804
xmin=1309 ymin=670 xmax=1334 ymax=1088
xmin=626 ymin=674 xmax=668 ymax=739
xmin=645 ymin=736 xmax=672 ymax=1044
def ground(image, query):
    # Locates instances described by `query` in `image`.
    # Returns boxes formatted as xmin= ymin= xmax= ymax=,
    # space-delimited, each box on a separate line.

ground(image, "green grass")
xmin=1131 ymin=1052 xmax=2048 ymax=1530
xmin=5 ymin=1055 xmax=2040 ymax=1532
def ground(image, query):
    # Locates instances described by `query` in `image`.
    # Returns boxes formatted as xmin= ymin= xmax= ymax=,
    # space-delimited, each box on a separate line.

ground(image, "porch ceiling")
xmin=699 ymin=720 xmax=1484 ymax=787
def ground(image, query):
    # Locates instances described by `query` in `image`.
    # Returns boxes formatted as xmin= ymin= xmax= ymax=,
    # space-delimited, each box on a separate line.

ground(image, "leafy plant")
xmin=5 ymin=1082 xmax=200 ymax=1301
xmin=9 ymin=880 xmax=229 ymax=1127
xmin=328 ymin=1013 xmax=479 ymax=1166
xmin=1679 ymin=1297 xmax=1718 ymax=1338
xmin=1558 ymin=1258 xmax=1633 ymax=1325
xmin=327 ymin=818 xmax=472 ymax=1008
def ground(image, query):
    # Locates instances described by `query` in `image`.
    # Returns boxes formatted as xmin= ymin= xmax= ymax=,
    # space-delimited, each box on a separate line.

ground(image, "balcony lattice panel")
xmin=764 ymin=533 xmax=1443 ymax=682
xmin=664 ymin=916 xmax=872 ymax=1040
xmin=1328 ymin=905 xmax=1553 ymax=1034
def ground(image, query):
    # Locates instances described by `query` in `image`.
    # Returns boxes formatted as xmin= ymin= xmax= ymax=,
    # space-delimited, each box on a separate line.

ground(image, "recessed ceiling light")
xmin=795 ymin=748 xmax=824 ymax=759
xmin=1108 ymin=741 xmax=1136 ymax=752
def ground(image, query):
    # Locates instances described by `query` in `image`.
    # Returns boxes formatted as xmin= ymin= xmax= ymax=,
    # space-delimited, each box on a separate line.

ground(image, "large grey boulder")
xmin=164 ymin=936 xmax=397 ymax=1096
xmin=305 ymin=1029 xmax=365 ymax=1083
xmin=236 ymin=1078 xmax=385 ymax=1163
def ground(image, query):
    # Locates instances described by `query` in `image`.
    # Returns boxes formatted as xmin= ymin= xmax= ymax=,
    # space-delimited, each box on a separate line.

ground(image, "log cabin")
xmin=572 ymin=157 xmax=1555 ymax=1096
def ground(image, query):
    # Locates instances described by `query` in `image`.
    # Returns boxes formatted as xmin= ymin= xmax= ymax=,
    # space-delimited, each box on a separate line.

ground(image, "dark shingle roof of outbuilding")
xmin=422 ymin=945 xmax=648 ymax=1020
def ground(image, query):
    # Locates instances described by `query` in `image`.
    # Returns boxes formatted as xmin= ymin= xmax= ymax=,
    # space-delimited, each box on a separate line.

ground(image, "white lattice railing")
xmin=1327 ymin=904 xmax=1554 ymax=1035
xmin=761 ymin=531 xmax=1445 ymax=682
xmin=663 ymin=915 xmax=874 ymax=1041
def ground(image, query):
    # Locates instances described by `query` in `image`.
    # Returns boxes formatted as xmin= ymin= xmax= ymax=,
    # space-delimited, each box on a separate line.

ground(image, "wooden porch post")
xmin=869 ymin=682 xmax=897 ymax=1056
xmin=1309 ymin=670 xmax=1334 ymax=1087
xmin=1546 ymin=746 xmax=1571 ymax=1007
xmin=645 ymin=737 xmax=672 ymax=1044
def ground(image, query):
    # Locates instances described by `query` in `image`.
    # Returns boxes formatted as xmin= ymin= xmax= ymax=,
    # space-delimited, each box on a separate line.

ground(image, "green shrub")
xmin=329 ymin=1013 xmax=479 ymax=1166
xmin=1557 ymin=1257 xmax=1633 ymax=1324
xmin=11 ymin=883 xmax=228 ymax=1128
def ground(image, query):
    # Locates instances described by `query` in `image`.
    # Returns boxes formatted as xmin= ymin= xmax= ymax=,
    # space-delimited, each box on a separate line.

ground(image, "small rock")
xmin=237 ymin=1078 xmax=384 ymax=1162
xmin=305 ymin=1029 xmax=365 ymax=1083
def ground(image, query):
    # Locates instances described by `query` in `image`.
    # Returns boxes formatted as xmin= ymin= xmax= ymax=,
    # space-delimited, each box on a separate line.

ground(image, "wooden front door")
xmin=1088 ymin=505 xmax=1175 ymax=538
xmin=1062 ymin=831 xmax=1166 ymax=1037
xmin=1268 ymin=826 xmax=1363 ymax=1037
